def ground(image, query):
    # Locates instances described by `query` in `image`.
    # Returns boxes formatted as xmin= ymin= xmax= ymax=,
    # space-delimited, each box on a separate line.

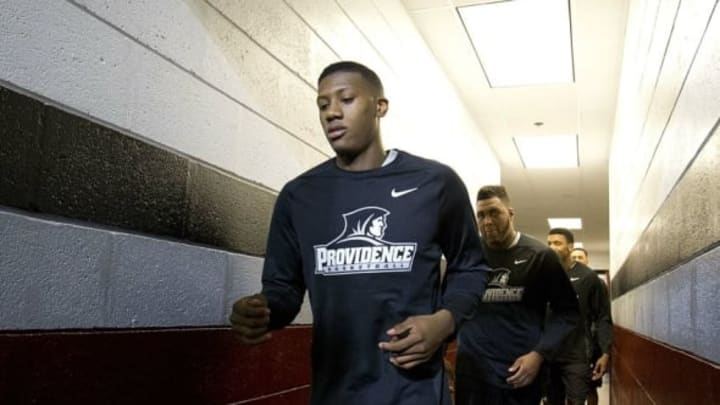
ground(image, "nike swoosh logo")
xmin=391 ymin=187 xmax=418 ymax=198
xmin=570 ymin=277 xmax=580 ymax=282
xmin=514 ymin=259 xmax=527 ymax=265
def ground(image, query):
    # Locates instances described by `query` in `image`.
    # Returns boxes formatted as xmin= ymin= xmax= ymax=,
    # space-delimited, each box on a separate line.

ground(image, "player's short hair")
xmin=318 ymin=61 xmax=384 ymax=96
xmin=572 ymin=247 xmax=588 ymax=257
xmin=548 ymin=227 xmax=575 ymax=244
xmin=477 ymin=185 xmax=511 ymax=204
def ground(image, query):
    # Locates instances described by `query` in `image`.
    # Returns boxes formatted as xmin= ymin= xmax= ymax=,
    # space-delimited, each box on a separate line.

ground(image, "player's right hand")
xmin=229 ymin=293 xmax=271 ymax=344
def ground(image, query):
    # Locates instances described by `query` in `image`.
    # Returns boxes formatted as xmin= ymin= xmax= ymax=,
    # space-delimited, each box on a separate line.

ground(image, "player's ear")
xmin=376 ymin=97 xmax=388 ymax=117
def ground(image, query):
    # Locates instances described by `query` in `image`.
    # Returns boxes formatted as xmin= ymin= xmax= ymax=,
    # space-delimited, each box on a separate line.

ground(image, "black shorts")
xmin=455 ymin=374 xmax=542 ymax=405
xmin=546 ymin=361 xmax=592 ymax=405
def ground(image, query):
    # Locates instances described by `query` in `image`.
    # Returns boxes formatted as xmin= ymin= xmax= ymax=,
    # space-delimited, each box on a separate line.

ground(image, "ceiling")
xmin=401 ymin=0 xmax=630 ymax=269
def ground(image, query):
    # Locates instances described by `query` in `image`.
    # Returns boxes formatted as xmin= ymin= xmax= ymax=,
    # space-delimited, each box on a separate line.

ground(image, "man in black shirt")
xmin=546 ymin=229 xmax=613 ymax=405
xmin=455 ymin=185 xmax=579 ymax=405
xmin=229 ymin=61 xmax=490 ymax=405
xmin=570 ymin=247 xmax=612 ymax=405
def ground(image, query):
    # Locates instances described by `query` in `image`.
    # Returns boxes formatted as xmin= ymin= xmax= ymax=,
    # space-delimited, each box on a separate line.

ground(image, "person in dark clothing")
xmin=570 ymin=247 xmax=589 ymax=267
xmin=229 ymin=61 xmax=491 ymax=405
xmin=546 ymin=229 xmax=613 ymax=405
xmin=571 ymin=247 xmax=612 ymax=405
xmin=455 ymin=185 xmax=580 ymax=405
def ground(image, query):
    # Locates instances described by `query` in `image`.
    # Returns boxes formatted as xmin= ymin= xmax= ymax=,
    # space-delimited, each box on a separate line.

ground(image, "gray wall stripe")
xmin=612 ymin=128 xmax=720 ymax=299
xmin=0 ymin=85 xmax=276 ymax=256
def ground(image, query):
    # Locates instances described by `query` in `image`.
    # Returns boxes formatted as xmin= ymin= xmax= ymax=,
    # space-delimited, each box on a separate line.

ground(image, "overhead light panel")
xmin=458 ymin=0 xmax=574 ymax=87
xmin=573 ymin=242 xmax=584 ymax=248
xmin=514 ymin=135 xmax=578 ymax=168
xmin=548 ymin=217 xmax=583 ymax=230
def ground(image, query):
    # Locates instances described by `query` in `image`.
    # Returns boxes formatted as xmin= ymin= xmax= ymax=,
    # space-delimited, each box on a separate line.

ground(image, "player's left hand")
xmin=378 ymin=309 xmax=455 ymax=369
xmin=592 ymin=353 xmax=610 ymax=380
xmin=506 ymin=351 xmax=543 ymax=388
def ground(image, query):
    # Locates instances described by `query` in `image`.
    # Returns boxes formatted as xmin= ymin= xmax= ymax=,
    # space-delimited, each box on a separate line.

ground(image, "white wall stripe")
xmin=0 ymin=207 xmax=313 ymax=330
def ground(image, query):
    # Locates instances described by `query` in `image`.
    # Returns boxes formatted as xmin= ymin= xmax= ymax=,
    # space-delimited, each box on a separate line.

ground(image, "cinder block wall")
xmin=608 ymin=1 xmax=720 ymax=403
xmin=0 ymin=1 xmax=499 ymax=403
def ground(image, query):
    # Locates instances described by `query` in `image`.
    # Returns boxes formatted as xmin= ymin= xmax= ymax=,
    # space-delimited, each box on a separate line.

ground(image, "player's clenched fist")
xmin=229 ymin=293 xmax=271 ymax=344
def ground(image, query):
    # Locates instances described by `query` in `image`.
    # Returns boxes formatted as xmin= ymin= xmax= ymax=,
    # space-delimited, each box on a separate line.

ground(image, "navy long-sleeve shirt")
xmin=554 ymin=262 xmax=613 ymax=362
xmin=456 ymin=233 xmax=580 ymax=388
xmin=261 ymin=150 xmax=490 ymax=405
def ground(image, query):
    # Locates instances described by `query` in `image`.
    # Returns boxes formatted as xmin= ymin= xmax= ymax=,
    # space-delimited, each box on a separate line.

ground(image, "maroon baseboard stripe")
xmin=0 ymin=326 xmax=312 ymax=404
xmin=611 ymin=325 xmax=720 ymax=405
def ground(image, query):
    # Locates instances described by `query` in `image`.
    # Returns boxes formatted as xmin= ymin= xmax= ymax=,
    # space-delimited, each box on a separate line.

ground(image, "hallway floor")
xmin=597 ymin=375 xmax=610 ymax=405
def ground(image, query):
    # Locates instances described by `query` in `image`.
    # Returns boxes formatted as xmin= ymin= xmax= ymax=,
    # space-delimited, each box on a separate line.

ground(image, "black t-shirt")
xmin=553 ymin=262 xmax=613 ymax=362
xmin=456 ymin=233 xmax=579 ymax=388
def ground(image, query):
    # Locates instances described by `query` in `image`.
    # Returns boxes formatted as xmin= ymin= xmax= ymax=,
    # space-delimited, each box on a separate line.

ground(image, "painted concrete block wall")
xmin=1 ymin=1 xmax=497 ymax=400
xmin=0 ymin=0 xmax=499 ymax=195
xmin=1 ymin=0 xmax=498 ymax=332
xmin=609 ymin=0 xmax=719 ymax=272
xmin=612 ymin=245 xmax=720 ymax=364
xmin=0 ymin=207 xmax=313 ymax=330
xmin=609 ymin=0 xmax=720 ymax=401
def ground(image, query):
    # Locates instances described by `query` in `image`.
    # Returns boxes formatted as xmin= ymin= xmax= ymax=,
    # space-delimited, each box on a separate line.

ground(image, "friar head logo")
xmin=488 ymin=267 xmax=512 ymax=288
xmin=333 ymin=206 xmax=390 ymax=245
xmin=314 ymin=206 xmax=417 ymax=276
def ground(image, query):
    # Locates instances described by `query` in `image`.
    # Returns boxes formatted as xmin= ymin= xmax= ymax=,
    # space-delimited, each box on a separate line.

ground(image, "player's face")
xmin=571 ymin=250 xmax=588 ymax=265
xmin=317 ymin=71 xmax=387 ymax=160
xmin=476 ymin=197 xmax=514 ymax=246
xmin=547 ymin=234 xmax=572 ymax=261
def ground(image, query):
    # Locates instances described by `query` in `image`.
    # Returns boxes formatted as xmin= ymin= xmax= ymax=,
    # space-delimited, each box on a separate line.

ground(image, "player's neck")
xmin=489 ymin=229 xmax=517 ymax=250
xmin=336 ymin=141 xmax=385 ymax=171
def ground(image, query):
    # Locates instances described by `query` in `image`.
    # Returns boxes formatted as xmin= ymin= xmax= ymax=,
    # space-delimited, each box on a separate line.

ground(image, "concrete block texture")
xmin=612 ymin=245 xmax=720 ymax=363
xmin=0 ymin=210 xmax=110 ymax=329
xmin=1 ymin=208 xmax=314 ymax=330
xmin=609 ymin=0 xmax=718 ymax=270
xmin=649 ymin=273 xmax=669 ymax=343
xmin=0 ymin=0 xmax=328 ymax=192
xmin=224 ymin=255 xmax=313 ymax=325
xmin=186 ymin=162 xmax=275 ymax=257
xmin=0 ymin=87 xmax=43 ymax=209
xmin=1 ymin=0 xmax=499 ymax=198
xmin=73 ymin=0 xmax=333 ymax=155
xmin=224 ymin=254 xmax=263 ymax=323
xmin=106 ymin=235 xmax=228 ymax=328
xmin=694 ymin=246 xmax=720 ymax=363
xmin=667 ymin=266 xmax=696 ymax=354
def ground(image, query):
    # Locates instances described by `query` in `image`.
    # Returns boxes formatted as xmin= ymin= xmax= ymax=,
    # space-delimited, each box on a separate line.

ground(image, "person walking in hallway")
xmin=569 ymin=246 xmax=612 ymax=405
xmin=455 ymin=185 xmax=579 ymax=405
xmin=229 ymin=61 xmax=491 ymax=405
xmin=546 ymin=229 xmax=613 ymax=405
xmin=570 ymin=248 xmax=589 ymax=267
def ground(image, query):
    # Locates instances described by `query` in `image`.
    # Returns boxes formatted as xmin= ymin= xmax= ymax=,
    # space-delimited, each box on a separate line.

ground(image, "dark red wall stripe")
xmin=0 ymin=326 xmax=311 ymax=404
xmin=611 ymin=326 xmax=720 ymax=405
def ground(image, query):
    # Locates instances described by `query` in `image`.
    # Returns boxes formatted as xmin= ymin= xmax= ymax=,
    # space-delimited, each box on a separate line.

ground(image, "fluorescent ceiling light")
xmin=514 ymin=135 xmax=578 ymax=168
xmin=458 ymin=0 xmax=574 ymax=87
xmin=573 ymin=242 xmax=584 ymax=248
xmin=548 ymin=217 xmax=583 ymax=230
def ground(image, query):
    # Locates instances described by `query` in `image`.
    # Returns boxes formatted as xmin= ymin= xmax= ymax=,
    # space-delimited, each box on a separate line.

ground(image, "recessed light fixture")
xmin=458 ymin=0 xmax=574 ymax=87
xmin=548 ymin=217 xmax=583 ymax=230
xmin=514 ymin=135 xmax=578 ymax=168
